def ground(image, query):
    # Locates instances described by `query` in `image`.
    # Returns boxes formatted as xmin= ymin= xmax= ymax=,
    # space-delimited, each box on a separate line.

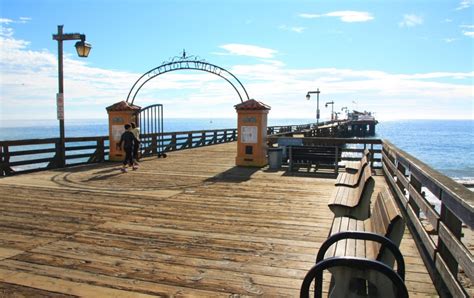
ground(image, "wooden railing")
xmin=139 ymin=128 xmax=237 ymax=157
xmin=267 ymin=136 xmax=383 ymax=169
xmin=267 ymin=123 xmax=314 ymax=136
xmin=382 ymin=140 xmax=473 ymax=297
xmin=0 ymin=128 xmax=239 ymax=176
xmin=0 ymin=136 xmax=108 ymax=176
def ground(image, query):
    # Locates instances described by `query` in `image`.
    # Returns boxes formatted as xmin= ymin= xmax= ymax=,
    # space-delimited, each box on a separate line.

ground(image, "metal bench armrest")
xmin=300 ymin=257 xmax=409 ymax=298
xmin=316 ymin=231 xmax=405 ymax=279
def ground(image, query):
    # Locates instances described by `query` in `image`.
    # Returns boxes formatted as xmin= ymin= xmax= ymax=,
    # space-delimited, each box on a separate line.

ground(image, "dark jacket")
xmin=120 ymin=131 xmax=137 ymax=149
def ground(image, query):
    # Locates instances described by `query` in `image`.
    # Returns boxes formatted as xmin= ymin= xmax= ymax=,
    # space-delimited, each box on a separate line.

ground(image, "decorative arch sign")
xmin=126 ymin=51 xmax=250 ymax=105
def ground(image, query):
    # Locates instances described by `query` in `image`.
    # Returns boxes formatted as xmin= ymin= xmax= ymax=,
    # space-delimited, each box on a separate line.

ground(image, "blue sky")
xmin=1 ymin=0 xmax=473 ymax=121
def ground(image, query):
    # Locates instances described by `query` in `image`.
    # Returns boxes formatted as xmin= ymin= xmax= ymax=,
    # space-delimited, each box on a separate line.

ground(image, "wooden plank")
xmin=406 ymin=204 xmax=436 ymax=259
xmin=383 ymin=163 xmax=408 ymax=205
xmin=0 ymin=143 xmax=440 ymax=296
xmin=346 ymin=218 xmax=357 ymax=257
xmin=335 ymin=217 xmax=349 ymax=257
xmin=408 ymin=186 xmax=440 ymax=229
xmin=438 ymin=222 xmax=474 ymax=281
xmin=0 ymin=281 xmax=76 ymax=297
xmin=355 ymin=219 xmax=366 ymax=258
xmin=0 ymin=267 xmax=217 ymax=297
xmin=0 ymin=248 xmax=23 ymax=260
xmin=435 ymin=254 xmax=467 ymax=298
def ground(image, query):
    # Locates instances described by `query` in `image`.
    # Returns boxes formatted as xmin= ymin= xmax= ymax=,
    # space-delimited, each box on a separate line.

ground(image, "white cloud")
xmin=218 ymin=44 xmax=278 ymax=59
xmin=299 ymin=11 xmax=374 ymax=23
xmin=299 ymin=13 xmax=321 ymax=19
xmin=325 ymin=11 xmax=374 ymax=23
xmin=0 ymin=17 xmax=31 ymax=24
xmin=279 ymin=25 xmax=305 ymax=33
xmin=1 ymin=27 xmax=473 ymax=120
xmin=399 ymin=14 xmax=424 ymax=27
xmin=18 ymin=17 xmax=32 ymax=23
xmin=456 ymin=0 xmax=473 ymax=10
xmin=0 ymin=18 xmax=13 ymax=24
xmin=443 ymin=38 xmax=457 ymax=43
xmin=461 ymin=25 xmax=474 ymax=37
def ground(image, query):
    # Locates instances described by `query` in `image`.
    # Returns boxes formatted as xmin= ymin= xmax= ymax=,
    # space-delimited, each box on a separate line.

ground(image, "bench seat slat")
xmin=346 ymin=218 xmax=357 ymax=257
xmin=326 ymin=217 xmax=342 ymax=258
xmin=335 ymin=217 xmax=350 ymax=257
xmin=356 ymin=219 xmax=366 ymax=258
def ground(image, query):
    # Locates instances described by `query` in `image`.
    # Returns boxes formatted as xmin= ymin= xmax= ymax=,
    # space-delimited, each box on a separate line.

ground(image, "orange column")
xmin=106 ymin=101 xmax=141 ymax=161
xmin=235 ymin=99 xmax=271 ymax=167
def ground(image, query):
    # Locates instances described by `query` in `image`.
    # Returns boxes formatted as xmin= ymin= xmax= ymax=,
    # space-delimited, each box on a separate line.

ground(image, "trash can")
xmin=268 ymin=147 xmax=283 ymax=169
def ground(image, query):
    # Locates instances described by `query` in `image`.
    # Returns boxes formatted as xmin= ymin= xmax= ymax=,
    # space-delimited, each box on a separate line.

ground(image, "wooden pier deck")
xmin=0 ymin=143 xmax=437 ymax=297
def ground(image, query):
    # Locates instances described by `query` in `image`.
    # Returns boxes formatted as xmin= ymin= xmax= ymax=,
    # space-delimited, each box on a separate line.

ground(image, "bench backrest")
xmin=355 ymin=163 xmax=372 ymax=198
xmin=370 ymin=188 xmax=405 ymax=268
xmin=363 ymin=148 xmax=371 ymax=167
xmin=290 ymin=146 xmax=340 ymax=163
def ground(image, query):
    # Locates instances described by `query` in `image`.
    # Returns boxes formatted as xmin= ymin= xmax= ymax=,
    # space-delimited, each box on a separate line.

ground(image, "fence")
xmin=382 ymin=140 xmax=473 ymax=297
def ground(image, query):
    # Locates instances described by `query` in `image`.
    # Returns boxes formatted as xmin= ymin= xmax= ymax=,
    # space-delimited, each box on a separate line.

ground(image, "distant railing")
xmin=267 ymin=136 xmax=383 ymax=169
xmin=1 ymin=125 xmax=317 ymax=176
xmin=139 ymin=128 xmax=237 ymax=157
xmin=267 ymin=123 xmax=314 ymax=136
xmin=0 ymin=136 xmax=108 ymax=176
xmin=382 ymin=140 xmax=473 ymax=297
xmin=0 ymin=128 xmax=240 ymax=176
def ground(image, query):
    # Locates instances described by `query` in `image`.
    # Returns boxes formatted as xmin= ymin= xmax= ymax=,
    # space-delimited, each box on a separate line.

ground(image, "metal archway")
xmin=126 ymin=51 xmax=250 ymax=105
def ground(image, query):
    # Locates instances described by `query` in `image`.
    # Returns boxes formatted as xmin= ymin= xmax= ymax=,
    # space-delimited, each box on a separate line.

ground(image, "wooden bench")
xmin=335 ymin=155 xmax=368 ymax=187
xmin=288 ymin=145 xmax=340 ymax=175
xmin=301 ymin=188 xmax=407 ymax=298
xmin=345 ymin=148 xmax=370 ymax=173
xmin=328 ymin=164 xmax=372 ymax=219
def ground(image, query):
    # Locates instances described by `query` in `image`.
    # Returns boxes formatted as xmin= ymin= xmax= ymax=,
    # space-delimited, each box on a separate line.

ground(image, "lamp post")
xmin=325 ymin=101 xmax=335 ymax=121
xmin=306 ymin=88 xmax=321 ymax=126
xmin=52 ymin=25 xmax=92 ymax=167
xmin=341 ymin=107 xmax=348 ymax=119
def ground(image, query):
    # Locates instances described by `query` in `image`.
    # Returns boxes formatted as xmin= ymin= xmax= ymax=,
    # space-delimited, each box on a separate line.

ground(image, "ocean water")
xmin=375 ymin=120 xmax=474 ymax=184
xmin=0 ymin=118 xmax=472 ymax=183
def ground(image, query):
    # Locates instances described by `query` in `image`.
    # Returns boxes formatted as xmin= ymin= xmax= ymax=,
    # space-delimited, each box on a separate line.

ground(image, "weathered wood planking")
xmin=0 ymin=142 xmax=437 ymax=296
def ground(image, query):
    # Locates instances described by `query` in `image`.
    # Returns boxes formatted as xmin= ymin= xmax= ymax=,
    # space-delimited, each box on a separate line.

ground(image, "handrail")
xmin=0 ymin=124 xmax=316 ymax=176
xmin=300 ymin=257 xmax=409 ymax=298
xmin=0 ymin=137 xmax=108 ymax=176
xmin=382 ymin=139 xmax=473 ymax=297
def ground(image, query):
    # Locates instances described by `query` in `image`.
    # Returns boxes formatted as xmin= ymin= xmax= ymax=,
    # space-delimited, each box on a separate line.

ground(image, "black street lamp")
xmin=341 ymin=107 xmax=349 ymax=119
xmin=306 ymin=88 xmax=321 ymax=126
xmin=52 ymin=25 xmax=91 ymax=167
xmin=325 ymin=101 xmax=335 ymax=121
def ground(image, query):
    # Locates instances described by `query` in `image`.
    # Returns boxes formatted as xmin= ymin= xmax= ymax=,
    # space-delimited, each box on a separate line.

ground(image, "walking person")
xmin=118 ymin=124 xmax=139 ymax=173
xmin=130 ymin=122 xmax=140 ymax=162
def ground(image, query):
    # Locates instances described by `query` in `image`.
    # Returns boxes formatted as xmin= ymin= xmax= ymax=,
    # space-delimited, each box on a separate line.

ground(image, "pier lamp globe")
xmin=75 ymin=40 xmax=92 ymax=57
xmin=305 ymin=88 xmax=321 ymax=125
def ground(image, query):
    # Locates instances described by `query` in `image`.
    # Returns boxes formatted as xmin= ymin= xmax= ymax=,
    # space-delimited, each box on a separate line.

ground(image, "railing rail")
xmin=140 ymin=128 xmax=237 ymax=157
xmin=0 ymin=136 xmax=109 ymax=176
xmin=382 ymin=140 xmax=473 ymax=297
xmin=267 ymin=136 xmax=384 ymax=169
xmin=1 ymin=124 xmax=317 ymax=176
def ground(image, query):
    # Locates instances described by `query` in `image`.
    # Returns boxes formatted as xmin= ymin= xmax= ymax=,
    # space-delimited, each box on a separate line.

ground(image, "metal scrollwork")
xmin=126 ymin=50 xmax=249 ymax=104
